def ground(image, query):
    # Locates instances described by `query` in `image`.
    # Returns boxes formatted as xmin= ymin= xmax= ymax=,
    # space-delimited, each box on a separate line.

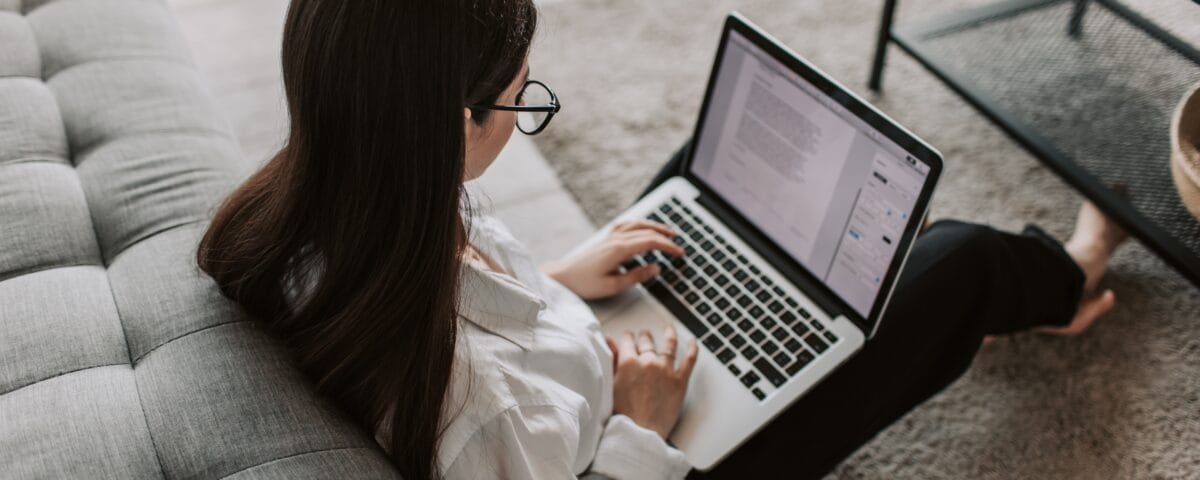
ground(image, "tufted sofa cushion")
xmin=0 ymin=0 xmax=400 ymax=478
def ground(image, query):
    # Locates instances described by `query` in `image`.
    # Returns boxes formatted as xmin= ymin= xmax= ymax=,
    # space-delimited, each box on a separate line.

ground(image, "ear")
xmin=463 ymin=107 xmax=476 ymax=147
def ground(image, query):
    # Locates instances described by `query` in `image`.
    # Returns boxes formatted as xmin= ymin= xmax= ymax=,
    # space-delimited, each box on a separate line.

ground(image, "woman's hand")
xmin=606 ymin=325 xmax=700 ymax=439
xmin=542 ymin=220 xmax=684 ymax=300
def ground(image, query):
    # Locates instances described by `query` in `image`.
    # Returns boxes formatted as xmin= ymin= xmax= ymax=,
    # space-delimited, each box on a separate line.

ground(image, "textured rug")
xmin=530 ymin=0 xmax=1200 ymax=477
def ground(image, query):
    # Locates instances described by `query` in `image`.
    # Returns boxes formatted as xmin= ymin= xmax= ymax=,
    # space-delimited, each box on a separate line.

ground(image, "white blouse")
xmin=404 ymin=214 xmax=693 ymax=480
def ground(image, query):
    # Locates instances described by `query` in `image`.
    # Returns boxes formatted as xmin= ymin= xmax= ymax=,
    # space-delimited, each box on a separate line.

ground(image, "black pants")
xmin=640 ymin=143 xmax=1085 ymax=479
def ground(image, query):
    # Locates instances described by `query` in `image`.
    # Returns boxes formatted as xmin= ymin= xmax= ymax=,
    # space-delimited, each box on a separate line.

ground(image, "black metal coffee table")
xmin=868 ymin=0 xmax=1200 ymax=286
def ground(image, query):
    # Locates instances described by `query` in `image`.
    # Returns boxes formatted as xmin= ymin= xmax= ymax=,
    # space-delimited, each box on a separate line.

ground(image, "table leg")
xmin=869 ymin=0 xmax=900 ymax=92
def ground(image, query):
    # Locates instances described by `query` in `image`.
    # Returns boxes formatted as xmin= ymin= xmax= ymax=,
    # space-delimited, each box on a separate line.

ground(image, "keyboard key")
xmin=702 ymin=334 xmax=724 ymax=352
xmin=684 ymin=292 xmax=700 ymax=304
xmin=730 ymin=334 xmax=747 ymax=347
xmin=701 ymin=224 xmax=712 ymax=234
xmin=791 ymin=322 xmax=811 ymax=337
xmin=771 ymin=286 xmax=786 ymax=297
xmin=722 ymin=259 xmax=737 ymax=271
xmin=672 ymin=235 xmax=686 ymax=246
xmin=684 ymin=244 xmax=696 ymax=255
xmin=753 ymin=358 xmax=787 ymax=387
xmin=740 ymin=371 xmax=761 ymax=388
xmin=714 ymin=274 xmax=730 ymax=286
xmin=647 ymin=212 xmax=664 ymax=223
xmin=725 ymin=285 xmax=740 ymax=297
xmin=751 ymin=388 xmax=766 ymax=400
xmin=658 ymin=205 xmax=672 ymax=215
xmin=696 ymin=303 xmax=711 ymax=315
xmin=785 ymin=297 xmax=799 ymax=308
xmin=741 ymin=346 xmax=759 ymax=361
xmin=729 ymin=363 xmax=742 ymax=376
xmin=772 ymin=351 xmax=791 ymax=368
xmin=761 ymin=276 xmax=774 ymax=286
xmin=716 ymin=348 xmax=736 ymax=363
xmin=761 ymin=316 xmax=776 ymax=330
xmin=718 ymin=324 xmax=734 ymax=337
xmin=762 ymin=340 xmax=780 ymax=355
xmin=694 ymin=277 xmax=708 ymax=288
xmin=672 ymin=281 xmax=689 ymax=294
xmin=804 ymin=334 xmax=829 ymax=353
xmin=706 ymin=313 xmax=722 ymax=326
xmin=768 ymin=301 xmax=784 ymax=314
xmin=745 ymin=279 xmax=760 ymax=292
xmin=749 ymin=330 xmax=766 ymax=343
xmin=771 ymin=327 xmax=788 ymax=341
xmin=670 ymin=256 xmax=686 ymax=268
xmin=715 ymin=298 xmax=731 ymax=310
xmin=703 ymin=265 xmax=719 ymax=276
xmin=748 ymin=306 xmax=765 ymax=318
xmin=682 ymin=205 xmax=694 ymax=215
xmin=669 ymin=213 xmax=683 ymax=223
xmin=712 ymin=249 xmax=726 ymax=261
xmin=811 ymin=319 xmax=826 ymax=331
xmin=682 ymin=267 xmax=696 ymax=278
xmin=798 ymin=308 xmax=811 ymax=319
xmin=694 ymin=255 xmax=708 ymax=267
xmin=784 ymin=338 xmax=802 ymax=352
xmin=737 ymin=319 xmax=754 ymax=332
xmin=737 ymin=255 xmax=749 ymax=264
xmin=736 ymin=295 xmax=752 ymax=308
xmin=728 ymin=309 xmax=743 ymax=320
xmin=620 ymin=257 xmax=644 ymax=272
xmin=700 ymin=240 xmax=713 ymax=251
xmin=703 ymin=287 xmax=719 ymax=299
xmin=733 ymin=270 xmax=748 ymax=281
xmin=823 ymin=331 xmax=839 ymax=344
xmin=678 ymin=312 xmax=708 ymax=337
xmin=780 ymin=311 xmax=797 ymax=325
xmin=786 ymin=351 xmax=814 ymax=375
xmin=755 ymin=290 xmax=772 ymax=302
xmin=749 ymin=265 xmax=761 ymax=275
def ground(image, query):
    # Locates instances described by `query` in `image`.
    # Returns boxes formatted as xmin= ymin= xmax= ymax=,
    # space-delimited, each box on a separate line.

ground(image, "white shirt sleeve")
xmin=444 ymin=406 xmax=690 ymax=480
xmin=590 ymin=414 xmax=692 ymax=480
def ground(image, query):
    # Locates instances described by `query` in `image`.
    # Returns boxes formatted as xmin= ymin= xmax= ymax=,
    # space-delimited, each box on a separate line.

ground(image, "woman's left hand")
xmin=543 ymin=220 xmax=684 ymax=300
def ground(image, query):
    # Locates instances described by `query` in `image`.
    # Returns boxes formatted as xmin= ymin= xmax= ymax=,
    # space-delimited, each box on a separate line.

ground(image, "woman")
xmin=197 ymin=0 xmax=1127 ymax=478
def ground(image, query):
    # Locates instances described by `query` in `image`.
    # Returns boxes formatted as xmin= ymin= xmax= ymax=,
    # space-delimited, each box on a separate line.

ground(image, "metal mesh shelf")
xmin=887 ymin=0 xmax=1200 ymax=285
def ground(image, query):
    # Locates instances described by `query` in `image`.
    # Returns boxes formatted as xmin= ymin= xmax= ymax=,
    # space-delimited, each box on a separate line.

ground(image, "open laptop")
xmin=575 ymin=12 xmax=942 ymax=470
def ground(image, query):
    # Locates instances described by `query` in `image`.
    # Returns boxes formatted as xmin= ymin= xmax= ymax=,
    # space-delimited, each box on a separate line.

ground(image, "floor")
xmin=166 ymin=0 xmax=596 ymax=263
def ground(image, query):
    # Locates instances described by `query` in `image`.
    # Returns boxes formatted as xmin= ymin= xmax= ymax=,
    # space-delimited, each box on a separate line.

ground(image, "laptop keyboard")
xmin=623 ymin=197 xmax=840 ymax=401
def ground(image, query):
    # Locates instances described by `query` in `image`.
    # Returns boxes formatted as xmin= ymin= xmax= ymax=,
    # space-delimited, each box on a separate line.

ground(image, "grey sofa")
xmin=0 ymin=0 xmax=399 ymax=477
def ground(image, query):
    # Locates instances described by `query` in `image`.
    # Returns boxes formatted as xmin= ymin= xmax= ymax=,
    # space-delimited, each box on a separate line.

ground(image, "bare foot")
xmin=1037 ymin=202 xmax=1129 ymax=336
xmin=1064 ymin=201 xmax=1129 ymax=294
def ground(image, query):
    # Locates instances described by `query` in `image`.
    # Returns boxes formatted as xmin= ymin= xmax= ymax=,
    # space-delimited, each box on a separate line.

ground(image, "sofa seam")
xmin=0 ymin=261 xmax=103 ymax=284
xmin=104 ymin=219 xmax=206 ymax=267
xmin=216 ymin=447 xmax=378 ymax=479
xmin=42 ymin=54 xmax=195 ymax=83
xmin=132 ymin=319 xmax=251 ymax=365
xmin=0 ymin=362 xmax=127 ymax=397
xmin=72 ymin=127 xmax=239 ymax=163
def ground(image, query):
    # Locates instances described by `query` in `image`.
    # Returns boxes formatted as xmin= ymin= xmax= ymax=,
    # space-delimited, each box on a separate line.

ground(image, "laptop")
xmin=573 ymin=12 xmax=943 ymax=470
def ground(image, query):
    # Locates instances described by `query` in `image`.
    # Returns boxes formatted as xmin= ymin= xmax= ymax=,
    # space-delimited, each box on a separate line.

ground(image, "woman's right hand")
xmin=606 ymin=324 xmax=700 ymax=439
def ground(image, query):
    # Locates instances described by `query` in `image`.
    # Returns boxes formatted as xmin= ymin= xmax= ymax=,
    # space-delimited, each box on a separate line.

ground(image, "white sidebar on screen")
xmin=691 ymin=31 xmax=929 ymax=317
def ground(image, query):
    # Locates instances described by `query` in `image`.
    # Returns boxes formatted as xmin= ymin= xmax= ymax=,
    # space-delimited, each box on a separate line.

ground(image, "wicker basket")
xmin=1172 ymin=83 xmax=1200 ymax=222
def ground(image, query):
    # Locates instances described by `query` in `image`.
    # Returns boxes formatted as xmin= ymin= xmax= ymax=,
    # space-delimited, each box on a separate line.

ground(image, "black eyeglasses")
xmin=470 ymin=79 xmax=561 ymax=135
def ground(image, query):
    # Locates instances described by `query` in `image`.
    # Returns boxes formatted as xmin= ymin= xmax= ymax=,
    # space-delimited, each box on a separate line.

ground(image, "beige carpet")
xmin=530 ymin=0 xmax=1200 ymax=477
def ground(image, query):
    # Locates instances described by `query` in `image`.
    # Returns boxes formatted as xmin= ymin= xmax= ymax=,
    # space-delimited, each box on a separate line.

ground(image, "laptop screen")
xmin=689 ymin=29 xmax=931 ymax=318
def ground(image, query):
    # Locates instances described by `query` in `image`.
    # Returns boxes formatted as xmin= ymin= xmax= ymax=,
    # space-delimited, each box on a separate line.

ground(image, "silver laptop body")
xmin=573 ymin=12 xmax=943 ymax=470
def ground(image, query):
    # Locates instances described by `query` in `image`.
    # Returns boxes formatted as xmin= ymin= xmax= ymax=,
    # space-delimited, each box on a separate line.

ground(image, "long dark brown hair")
xmin=197 ymin=1 xmax=536 ymax=478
